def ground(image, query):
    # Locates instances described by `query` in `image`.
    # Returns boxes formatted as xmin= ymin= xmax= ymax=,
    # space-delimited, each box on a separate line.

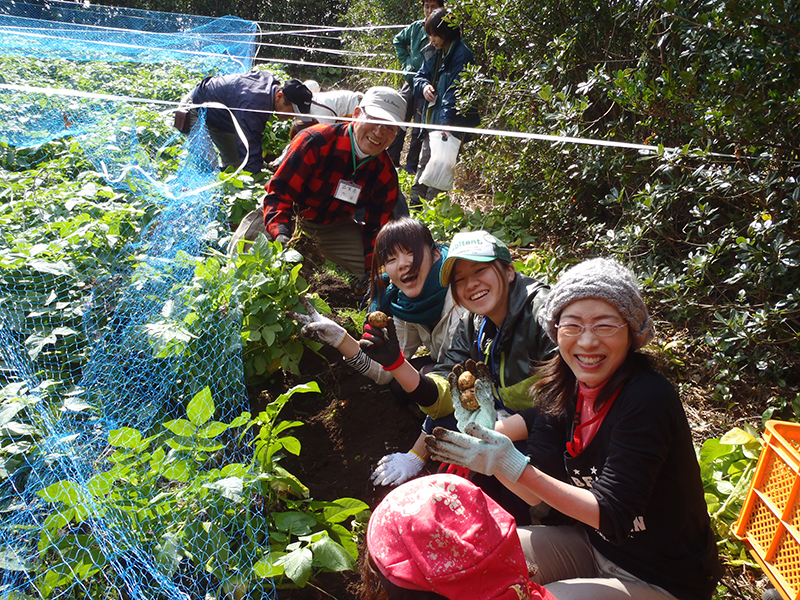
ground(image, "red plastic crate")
xmin=733 ymin=421 xmax=800 ymax=600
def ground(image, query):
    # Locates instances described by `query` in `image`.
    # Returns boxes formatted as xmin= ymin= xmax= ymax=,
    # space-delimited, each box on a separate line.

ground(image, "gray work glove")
xmin=344 ymin=349 xmax=394 ymax=385
xmin=286 ymin=296 xmax=347 ymax=349
xmin=370 ymin=451 xmax=426 ymax=487
xmin=425 ymin=423 xmax=529 ymax=483
xmin=449 ymin=360 xmax=497 ymax=433
xmin=274 ymin=234 xmax=291 ymax=244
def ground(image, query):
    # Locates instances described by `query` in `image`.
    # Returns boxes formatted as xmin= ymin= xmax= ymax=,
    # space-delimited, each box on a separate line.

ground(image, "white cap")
xmin=359 ymin=86 xmax=407 ymax=130
xmin=303 ymin=79 xmax=321 ymax=94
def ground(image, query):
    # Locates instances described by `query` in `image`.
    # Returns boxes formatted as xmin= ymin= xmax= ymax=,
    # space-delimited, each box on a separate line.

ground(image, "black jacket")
xmin=526 ymin=369 xmax=723 ymax=600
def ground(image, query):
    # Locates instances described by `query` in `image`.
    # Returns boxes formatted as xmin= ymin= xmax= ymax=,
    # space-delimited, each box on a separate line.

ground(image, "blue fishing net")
xmin=0 ymin=2 xmax=279 ymax=598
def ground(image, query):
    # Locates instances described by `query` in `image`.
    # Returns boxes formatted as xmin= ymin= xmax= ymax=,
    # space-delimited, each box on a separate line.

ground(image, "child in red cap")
xmin=360 ymin=473 xmax=557 ymax=600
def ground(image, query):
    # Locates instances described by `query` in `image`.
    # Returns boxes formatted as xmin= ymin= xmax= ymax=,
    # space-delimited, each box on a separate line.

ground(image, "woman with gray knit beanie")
xmin=427 ymin=257 xmax=722 ymax=600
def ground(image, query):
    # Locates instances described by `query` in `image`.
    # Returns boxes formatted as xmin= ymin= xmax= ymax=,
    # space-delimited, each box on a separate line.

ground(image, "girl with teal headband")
xmin=287 ymin=218 xmax=464 ymax=486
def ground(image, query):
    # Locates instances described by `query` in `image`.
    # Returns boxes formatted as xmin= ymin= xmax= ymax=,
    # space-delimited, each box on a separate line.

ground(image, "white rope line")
xmin=0 ymin=82 xmax=741 ymax=160
xmin=254 ymin=42 xmax=386 ymax=58
xmin=257 ymin=24 xmax=406 ymax=36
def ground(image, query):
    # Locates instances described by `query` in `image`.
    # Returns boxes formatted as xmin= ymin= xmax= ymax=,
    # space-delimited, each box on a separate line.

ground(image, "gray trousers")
xmin=517 ymin=525 xmax=678 ymax=600
xmin=180 ymin=91 xmax=240 ymax=169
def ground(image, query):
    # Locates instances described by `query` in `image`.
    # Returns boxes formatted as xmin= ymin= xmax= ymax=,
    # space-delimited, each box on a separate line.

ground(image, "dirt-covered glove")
xmin=449 ymin=360 xmax=497 ymax=433
xmin=370 ymin=451 xmax=426 ymax=487
xmin=359 ymin=316 xmax=404 ymax=371
xmin=353 ymin=272 xmax=371 ymax=295
xmin=286 ymin=296 xmax=347 ymax=349
xmin=425 ymin=423 xmax=529 ymax=483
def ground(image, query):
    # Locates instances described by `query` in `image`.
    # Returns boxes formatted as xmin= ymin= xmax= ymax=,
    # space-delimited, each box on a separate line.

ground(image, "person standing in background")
xmin=386 ymin=0 xmax=444 ymax=173
xmin=411 ymin=8 xmax=476 ymax=205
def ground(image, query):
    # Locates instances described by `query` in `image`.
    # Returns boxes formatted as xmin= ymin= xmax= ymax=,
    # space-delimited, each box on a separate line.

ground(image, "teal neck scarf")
xmin=375 ymin=245 xmax=449 ymax=327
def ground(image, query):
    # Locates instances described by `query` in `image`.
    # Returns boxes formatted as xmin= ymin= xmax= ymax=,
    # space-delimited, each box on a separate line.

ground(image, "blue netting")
xmin=0 ymin=0 xmax=257 ymax=72
xmin=0 ymin=2 xmax=286 ymax=599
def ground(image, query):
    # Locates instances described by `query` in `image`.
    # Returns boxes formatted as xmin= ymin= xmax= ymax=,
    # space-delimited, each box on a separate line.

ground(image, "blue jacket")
xmin=413 ymin=38 xmax=474 ymax=127
xmin=192 ymin=70 xmax=279 ymax=172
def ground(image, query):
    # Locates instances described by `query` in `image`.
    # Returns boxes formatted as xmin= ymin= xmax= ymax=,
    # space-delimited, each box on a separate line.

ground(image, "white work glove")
xmin=344 ymin=349 xmax=393 ymax=385
xmin=286 ymin=296 xmax=347 ymax=348
xmin=449 ymin=360 xmax=497 ymax=433
xmin=371 ymin=451 xmax=426 ymax=487
xmin=425 ymin=422 xmax=529 ymax=483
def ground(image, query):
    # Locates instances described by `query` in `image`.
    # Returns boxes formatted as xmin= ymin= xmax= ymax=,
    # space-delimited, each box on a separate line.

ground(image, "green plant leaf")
xmin=198 ymin=421 xmax=228 ymax=439
xmin=187 ymin=386 xmax=214 ymax=426
xmin=310 ymin=534 xmax=355 ymax=572
xmin=203 ymin=476 xmax=244 ymax=503
xmin=86 ymin=472 xmax=115 ymax=497
xmin=277 ymin=547 xmax=313 ymax=587
xmin=161 ymin=459 xmax=191 ymax=482
xmin=162 ymin=419 xmax=196 ymax=437
xmin=108 ymin=427 xmax=143 ymax=449
xmin=37 ymin=481 xmax=81 ymax=506
xmin=322 ymin=498 xmax=370 ymax=524
xmin=719 ymin=427 xmax=760 ymax=448
xmin=253 ymin=555 xmax=285 ymax=579
xmin=274 ymin=511 xmax=316 ymax=534
xmin=153 ymin=533 xmax=182 ymax=576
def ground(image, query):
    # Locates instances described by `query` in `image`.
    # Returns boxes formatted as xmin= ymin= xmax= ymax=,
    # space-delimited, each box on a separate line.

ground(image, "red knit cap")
xmin=366 ymin=474 xmax=556 ymax=600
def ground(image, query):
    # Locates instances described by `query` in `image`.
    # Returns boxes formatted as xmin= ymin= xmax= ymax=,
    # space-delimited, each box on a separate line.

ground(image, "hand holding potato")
xmin=448 ymin=359 xmax=497 ymax=433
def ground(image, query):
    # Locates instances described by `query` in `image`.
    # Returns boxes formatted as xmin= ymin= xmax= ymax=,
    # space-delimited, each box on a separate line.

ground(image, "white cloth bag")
xmin=418 ymin=132 xmax=461 ymax=191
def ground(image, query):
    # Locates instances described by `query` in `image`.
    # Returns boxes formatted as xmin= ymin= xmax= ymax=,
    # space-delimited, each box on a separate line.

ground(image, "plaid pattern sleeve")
xmin=359 ymin=154 xmax=398 ymax=270
xmin=262 ymin=123 xmax=398 ymax=268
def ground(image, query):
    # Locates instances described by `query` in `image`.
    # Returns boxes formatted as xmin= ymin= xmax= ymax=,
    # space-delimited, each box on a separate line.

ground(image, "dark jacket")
xmin=413 ymin=38 xmax=475 ymax=128
xmin=192 ymin=70 xmax=279 ymax=172
xmin=393 ymin=20 xmax=428 ymax=85
xmin=526 ymin=369 xmax=724 ymax=600
xmin=423 ymin=273 xmax=556 ymax=418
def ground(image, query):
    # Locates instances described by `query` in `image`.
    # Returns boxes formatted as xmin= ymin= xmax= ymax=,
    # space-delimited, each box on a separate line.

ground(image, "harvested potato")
xmin=368 ymin=311 xmax=388 ymax=328
xmin=460 ymin=388 xmax=479 ymax=411
xmin=458 ymin=371 xmax=476 ymax=391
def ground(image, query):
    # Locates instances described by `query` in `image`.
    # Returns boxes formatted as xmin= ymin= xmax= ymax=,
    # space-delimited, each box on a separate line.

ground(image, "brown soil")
xmin=247 ymin=272 xmax=439 ymax=600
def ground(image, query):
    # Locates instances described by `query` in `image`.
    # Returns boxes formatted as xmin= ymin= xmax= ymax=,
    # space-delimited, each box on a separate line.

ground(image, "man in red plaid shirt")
xmin=255 ymin=87 xmax=406 ymax=291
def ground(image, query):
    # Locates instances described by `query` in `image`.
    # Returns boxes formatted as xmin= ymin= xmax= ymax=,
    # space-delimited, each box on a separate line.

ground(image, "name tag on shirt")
xmin=334 ymin=179 xmax=362 ymax=204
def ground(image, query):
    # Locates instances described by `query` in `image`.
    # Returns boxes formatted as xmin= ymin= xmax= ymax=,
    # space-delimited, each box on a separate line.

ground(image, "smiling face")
xmin=451 ymin=259 xmax=515 ymax=325
xmin=351 ymin=106 xmax=398 ymax=156
xmin=557 ymin=298 xmax=632 ymax=388
xmin=384 ymin=246 xmax=439 ymax=298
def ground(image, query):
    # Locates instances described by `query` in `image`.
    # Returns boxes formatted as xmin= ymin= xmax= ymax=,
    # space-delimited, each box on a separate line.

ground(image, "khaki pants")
xmin=227 ymin=209 xmax=267 ymax=256
xmin=227 ymin=210 xmax=366 ymax=277
xmin=298 ymin=218 xmax=365 ymax=277
xmin=517 ymin=525 xmax=678 ymax=600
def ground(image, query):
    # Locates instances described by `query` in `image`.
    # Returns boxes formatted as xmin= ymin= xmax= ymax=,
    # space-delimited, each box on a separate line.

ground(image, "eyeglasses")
xmin=370 ymin=121 xmax=398 ymax=134
xmin=555 ymin=322 xmax=628 ymax=337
